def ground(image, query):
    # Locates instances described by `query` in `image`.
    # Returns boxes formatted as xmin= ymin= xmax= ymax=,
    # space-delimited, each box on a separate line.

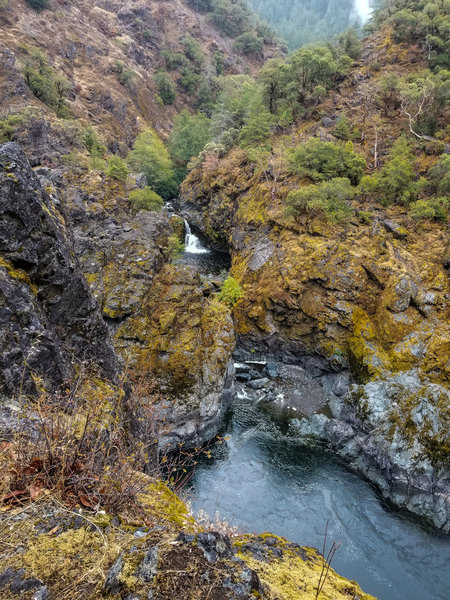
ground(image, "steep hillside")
xmin=0 ymin=0 xmax=279 ymax=161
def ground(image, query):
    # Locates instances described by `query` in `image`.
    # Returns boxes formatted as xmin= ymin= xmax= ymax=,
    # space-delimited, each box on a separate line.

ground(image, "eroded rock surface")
xmin=0 ymin=142 xmax=117 ymax=400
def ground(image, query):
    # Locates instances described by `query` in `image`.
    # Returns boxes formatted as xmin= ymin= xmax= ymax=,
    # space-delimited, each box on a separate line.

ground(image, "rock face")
xmin=0 ymin=142 xmax=118 ymax=400
xmin=115 ymin=263 xmax=236 ymax=449
xmin=179 ymin=143 xmax=450 ymax=529
xmin=292 ymin=371 xmax=450 ymax=531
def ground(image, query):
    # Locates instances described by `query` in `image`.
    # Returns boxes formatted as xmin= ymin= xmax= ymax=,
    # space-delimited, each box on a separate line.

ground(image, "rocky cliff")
xmin=179 ymin=30 xmax=450 ymax=530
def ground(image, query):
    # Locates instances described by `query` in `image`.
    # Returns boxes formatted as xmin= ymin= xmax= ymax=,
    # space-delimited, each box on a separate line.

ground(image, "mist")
xmin=354 ymin=0 xmax=371 ymax=23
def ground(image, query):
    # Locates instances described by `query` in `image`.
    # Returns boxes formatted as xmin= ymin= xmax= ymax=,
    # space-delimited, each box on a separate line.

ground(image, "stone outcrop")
xmin=115 ymin=263 xmax=236 ymax=449
xmin=179 ymin=141 xmax=450 ymax=529
xmin=0 ymin=142 xmax=118 ymax=401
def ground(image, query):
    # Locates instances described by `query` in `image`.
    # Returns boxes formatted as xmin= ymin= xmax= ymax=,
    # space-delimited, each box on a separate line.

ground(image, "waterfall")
xmin=184 ymin=220 xmax=210 ymax=254
xmin=354 ymin=0 xmax=371 ymax=23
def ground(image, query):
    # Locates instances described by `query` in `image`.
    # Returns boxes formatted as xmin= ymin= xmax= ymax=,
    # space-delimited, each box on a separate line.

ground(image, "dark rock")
xmin=103 ymin=554 xmax=123 ymax=595
xmin=137 ymin=546 xmax=159 ymax=582
xmin=11 ymin=575 xmax=42 ymax=593
xmin=247 ymin=378 xmax=269 ymax=390
xmin=0 ymin=142 xmax=118 ymax=401
xmin=236 ymin=372 xmax=252 ymax=382
xmin=196 ymin=532 xmax=234 ymax=564
xmin=382 ymin=219 xmax=408 ymax=239
xmin=265 ymin=362 xmax=279 ymax=378
xmin=0 ymin=567 xmax=15 ymax=588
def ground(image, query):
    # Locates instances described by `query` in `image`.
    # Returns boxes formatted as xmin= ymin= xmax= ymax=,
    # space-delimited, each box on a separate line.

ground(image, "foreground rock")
xmin=0 ymin=142 xmax=118 ymax=400
xmin=0 ymin=487 xmax=375 ymax=600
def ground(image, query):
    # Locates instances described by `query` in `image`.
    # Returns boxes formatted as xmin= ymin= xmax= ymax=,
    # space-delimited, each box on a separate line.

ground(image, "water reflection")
xmin=189 ymin=396 xmax=450 ymax=600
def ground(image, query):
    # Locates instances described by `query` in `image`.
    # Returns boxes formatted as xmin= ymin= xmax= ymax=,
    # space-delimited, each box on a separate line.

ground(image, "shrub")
xmin=113 ymin=61 xmax=136 ymax=87
xmin=168 ymin=110 xmax=211 ymax=181
xmin=26 ymin=0 xmax=49 ymax=10
xmin=106 ymin=156 xmax=129 ymax=181
xmin=288 ymin=138 xmax=366 ymax=185
xmin=0 ymin=114 xmax=26 ymax=143
xmin=233 ymin=32 xmax=264 ymax=56
xmin=286 ymin=177 xmax=355 ymax=222
xmin=209 ymin=0 xmax=252 ymax=38
xmin=333 ymin=114 xmax=350 ymax=140
xmin=167 ymin=233 xmax=185 ymax=259
xmin=154 ymin=70 xmax=176 ymax=105
xmin=357 ymin=211 xmax=373 ymax=224
xmin=218 ymin=276 xmax=243 ymax=306
xmin=181 ymin=34 xmax=203 ymax=68
xmin=129 ymin=187 xmax=164 ymax=211
xmin=410 ymin=197 xmax=448 ymax=222
xmin=428 ymin=154 xmax=450 ymax=196
xmin=22 ymin=47 xmax=71 ymax=118
xmin=376 ymin=137 xmax=416 ymax=205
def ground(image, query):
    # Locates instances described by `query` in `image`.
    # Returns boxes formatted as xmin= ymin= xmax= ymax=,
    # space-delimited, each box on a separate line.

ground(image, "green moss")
xmin=0 ymin=257 xmax=38 ymax=295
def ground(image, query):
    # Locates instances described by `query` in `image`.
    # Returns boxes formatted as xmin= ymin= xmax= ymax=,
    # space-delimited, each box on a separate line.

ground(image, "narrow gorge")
xmin=0 ymin=1 xmax=449 ymax=599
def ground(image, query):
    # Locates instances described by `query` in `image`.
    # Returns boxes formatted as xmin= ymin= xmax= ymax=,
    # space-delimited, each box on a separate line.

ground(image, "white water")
xmin=354 ymin=0 xmax=371 ymax=23
xmin=184 ymin=220 xmax=210 ymax=254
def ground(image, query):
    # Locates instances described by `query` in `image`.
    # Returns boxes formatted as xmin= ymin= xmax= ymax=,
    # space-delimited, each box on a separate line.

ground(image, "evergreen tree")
xmin=169 ymin=111 xmax=211 ymax=181
xmin=127 ymin=129 xmax=177 ymax=199
xmin=239 ymin=95 xmax=272 ymax=149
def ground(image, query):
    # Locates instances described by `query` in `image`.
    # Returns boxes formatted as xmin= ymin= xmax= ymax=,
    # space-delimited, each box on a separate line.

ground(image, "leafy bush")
xmin=26 ymin=0 xmax=49 ymax=10
xmin=106 ymin=156 xmax=129 ymax=181
xmin=188 ymin=0 xmax=213 ymax=12
xmin=410 ymin=197 xmax=448 ymax=222
xmin=167 ymin=233 xmax=185 ymax=259
xmin=428 ymin=154 xmax=450 ymax=196
xmin=209 ymin=0 xmax=253 ymax=38
xmin=333 ymin=114 xmax=350 ymax=140
xmin=286 ymin=177 xmax=355 ymax=222
xmin=127 ymin=129 xmax=177 ymax=199
xmin=113 ymin=61 xmax=137 ymax=88
xmin=181 ymin=34 xmax=204 ymax=68
xmin=288 ymin=139 xmax=366 ymax=185
xmin=22 ymin=47 xmax=71 ymax=118
xmin=375 ymin=137 xmax=416 ymax=205
xmin=0 ymin=114 xmax=26 ymax=143
xmin=234 ymin=32 xmax=264 ymax=56
xmin=218 ymin=276 xmax=243 ymax=306
xmin=154 ymin=70 xmax=176 ymax=105
xmin=129 ymin=187 xmax=164 ymax=211
xmin=239 ymin=95 xmax=272 ymax=149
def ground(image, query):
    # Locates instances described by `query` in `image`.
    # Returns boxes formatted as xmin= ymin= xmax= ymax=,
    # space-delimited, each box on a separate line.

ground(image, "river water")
xmin=177 ymin=220 xmax=450 ymax=600
xmin=188 ymin=393 xmax=450 ymax=600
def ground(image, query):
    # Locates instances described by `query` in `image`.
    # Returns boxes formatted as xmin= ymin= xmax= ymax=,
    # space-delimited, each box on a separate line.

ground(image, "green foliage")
xmin=335 ymin=27 xmax=362 ymax=60
xmin=26 ymin=0 xmax=49 ymax=10
xmin=286 ymin=177 xmax=355 ymax=222
xmin=428 ymin=154 xmax=450 ymax=196
xmin=239 ymin=95 xmax=272 ymax=149
xmin=181 ymin=34 xmax=204 ymax=69
xmin=218 ymin=276 xmax=244 ymax=306
xmin=357 ymin=211 xmax=373 ymax=224
xmin=288 ymin=138 xmax=366 ymax=185
xmin=410 ymin=197 xmax=448 ymax=222
xmin=210 ymin=75 xmax=257 ymax=145
xmin=168 ymin=110 xmax=211 ymax=181
xmin=0 ymin=114 xmax=26 ymax=143
xmin=209 ymin=0 xmax=254 ymax=38
xmin=179 ymin=66 xmax=202 ymax=93
xmin=234 ymin=32 xmax=264 ymax=56
xmin=154 ymin=71 xmax=176 ymax=105
xmin=167 ymin=234 xmax=185 ymax=259
xmin=129 ymin=187 xmax=164 ymax=211
xmin=333 ymin=114 xmax=350 ymax=140
xmin=83 ymin=126 xmax=106 ymax=158
xmin=22 ymin=47 xmax=71 ymax=118
xmin=127 ymin=129 xmax=177 ymax=199
xmin=113 ymin=61 xmax=137 ymax=88
xmin=375 ymin=137 xmax=416 ymax=205
xmin=106 ymin=156 xmax=129 ymax=181
xmin=0 ymin=0 xmax=8 ymax=9
xmin=371 ymin=0 xmax=450 ymax=69
xmin=188 ymin=0 xmax=213 ymax=12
